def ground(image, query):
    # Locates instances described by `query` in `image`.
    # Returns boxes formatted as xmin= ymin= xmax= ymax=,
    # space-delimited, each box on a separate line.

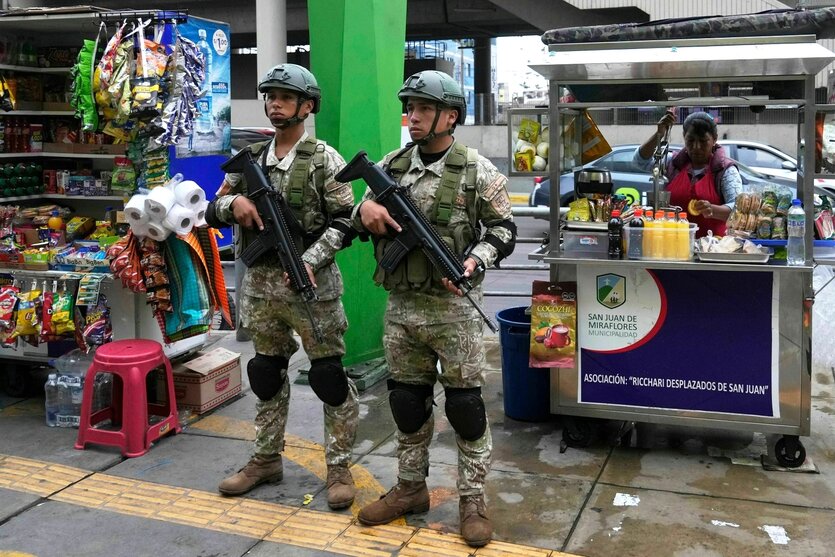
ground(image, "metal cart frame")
xmin=529 ymin=34 xmax=835 ymax=467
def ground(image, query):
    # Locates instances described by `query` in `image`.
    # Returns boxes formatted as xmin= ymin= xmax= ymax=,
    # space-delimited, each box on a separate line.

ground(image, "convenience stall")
xmin=528 ymin=30 xmax=835 ymax=467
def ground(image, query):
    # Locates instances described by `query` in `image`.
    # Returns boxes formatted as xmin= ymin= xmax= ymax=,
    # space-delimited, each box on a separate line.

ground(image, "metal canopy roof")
xmin=529 ymin=35 xmax=835 ymax=83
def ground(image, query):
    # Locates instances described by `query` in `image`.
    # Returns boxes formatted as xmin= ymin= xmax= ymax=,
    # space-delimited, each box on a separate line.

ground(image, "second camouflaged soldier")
xmin=354 ymin=70 xmax=516 ymax=547
xmin=206 ymin=63 xmax=360 ymax=510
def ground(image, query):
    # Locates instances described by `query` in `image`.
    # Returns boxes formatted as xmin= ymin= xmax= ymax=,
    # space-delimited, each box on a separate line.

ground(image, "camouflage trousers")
xmin=384 ymin=316 xmax=491 ymax=496
xmin=242 ymin=294 xmax=359 ymax=466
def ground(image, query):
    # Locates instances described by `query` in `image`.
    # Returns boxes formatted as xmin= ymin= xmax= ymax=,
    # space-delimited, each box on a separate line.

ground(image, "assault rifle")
xmin=222 ymin=148 xmax=324 ymax=343
xmin=336 ymin=150 xmax=498 ymax=333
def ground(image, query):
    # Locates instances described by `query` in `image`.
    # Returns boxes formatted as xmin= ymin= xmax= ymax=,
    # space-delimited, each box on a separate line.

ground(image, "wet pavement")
xmin=3 ymin=217 xmax=835 ymax=556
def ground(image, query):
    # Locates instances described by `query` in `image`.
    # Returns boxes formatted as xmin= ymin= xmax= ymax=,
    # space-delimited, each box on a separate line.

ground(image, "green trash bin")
xmin=496 ymin=306 xmax=551 ymax=421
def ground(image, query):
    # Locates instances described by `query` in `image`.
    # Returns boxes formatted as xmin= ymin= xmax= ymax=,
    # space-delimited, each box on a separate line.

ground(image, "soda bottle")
xmin=44 ymin=373 xmax=59 ymax=427
xmin=608 ymin=209 xmax=624 ymax=259
xmin=787 ymin=199 xmax=806 ymax=266
xmin=677 ymin=211 xmax=690 ymax=260
xmin=627 ymin=207 xmax=644 ymax=260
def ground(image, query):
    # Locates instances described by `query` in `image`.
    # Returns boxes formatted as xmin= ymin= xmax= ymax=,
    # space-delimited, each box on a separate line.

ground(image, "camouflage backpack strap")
xmin=463 ymin=146 xmax=479 ymax=227
xmin=433 ymin=141 xmax=469 ymax=226
xmin=287 ymin=136 xmax=318 ymax=209
xmin=386 ymin=145 xmax=415 ymax=182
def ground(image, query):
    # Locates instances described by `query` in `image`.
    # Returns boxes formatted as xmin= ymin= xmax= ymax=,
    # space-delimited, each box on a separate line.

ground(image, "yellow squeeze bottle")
xmin=677 ymin=211 xmax=690 ymax=260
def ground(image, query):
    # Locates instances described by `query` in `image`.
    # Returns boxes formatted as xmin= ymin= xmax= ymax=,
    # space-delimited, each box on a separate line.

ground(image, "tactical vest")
xmin=373 ymin=142 xmax=482 ymax=292
xmin=238 ymin=137 xmax=328 ymax=265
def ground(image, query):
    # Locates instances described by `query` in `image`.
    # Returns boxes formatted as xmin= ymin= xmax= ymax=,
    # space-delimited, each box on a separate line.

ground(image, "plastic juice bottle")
xmin=677 ymin=211 xmax=690 ymax=260
xmin=662 ymin=211 xmax=677 ymax=259
xmin=627 ymin=208 xmax=644 ymax=259
xmin=651 ymin=210 xmax=665 ymax=259
xmin=642 ymin=208 xmax=654 ymax=257
xmin=47 ymin=210 xmax=64 ymax=231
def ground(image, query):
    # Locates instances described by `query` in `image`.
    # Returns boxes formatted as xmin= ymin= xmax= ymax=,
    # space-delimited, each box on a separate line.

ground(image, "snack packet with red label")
xmin=529 ymin=280 xmax=577 ymax=368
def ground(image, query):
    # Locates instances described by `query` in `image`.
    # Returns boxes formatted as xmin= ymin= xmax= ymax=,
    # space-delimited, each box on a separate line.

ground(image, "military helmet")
xmin=398 ymin=70 xmax=466 ymax=125
xmin=258 ymin=63 xmax=321 ymax=113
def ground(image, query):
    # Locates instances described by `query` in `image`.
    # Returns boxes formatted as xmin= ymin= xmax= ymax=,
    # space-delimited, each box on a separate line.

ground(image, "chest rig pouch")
xmin=373 ymin=142 xmax=481 ymax=292
xmin=239 ymin=137 xmax=328 ymax=266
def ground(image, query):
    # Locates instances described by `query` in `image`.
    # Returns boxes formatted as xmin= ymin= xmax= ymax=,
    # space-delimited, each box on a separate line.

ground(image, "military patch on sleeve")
xmin=482 ymin=175 xmax=507 ymax=201
xmin=491 ymin=192 xmax=512 ymax=215
xmin=326 ymin=180 xmax=355 ymax=206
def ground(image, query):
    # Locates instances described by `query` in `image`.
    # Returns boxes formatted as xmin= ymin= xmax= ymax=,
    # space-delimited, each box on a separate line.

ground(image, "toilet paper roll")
xmin=173 ymin=180 xmax=206 ymax=210
xmin=194 ymin=200 xmax=209 ymax=227
xmin=130 ymin=221 xmax=150 ymax=238
xmin=163 ymin=203 xmax=195 ymax=236
xmin=145 ymin=185 xmax=176 ymax=221
xmin=145 ymin=221 xmax=171 ymax=241
xmin=125 ymin=194 xmax=149 ymax=225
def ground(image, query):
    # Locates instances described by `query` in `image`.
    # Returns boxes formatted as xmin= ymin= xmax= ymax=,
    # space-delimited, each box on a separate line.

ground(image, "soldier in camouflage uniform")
xmin=354 ymin=70 xmax=516 ymax=547
xmin=205 ymin=64 xmax=359 ymax=510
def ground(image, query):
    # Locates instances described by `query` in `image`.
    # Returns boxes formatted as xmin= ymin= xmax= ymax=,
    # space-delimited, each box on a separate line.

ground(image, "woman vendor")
xmin=635 ymin=111 xmax=741 ymax=237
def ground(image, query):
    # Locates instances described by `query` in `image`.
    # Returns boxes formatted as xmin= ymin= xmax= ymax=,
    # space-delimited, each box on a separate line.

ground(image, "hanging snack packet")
xmin=529 ymin=280 xmax=577 ymax=368
xmin=12 ymin=290 xmax=41 ymax=340
xmin=82 ymin=295 xmax=112 ymax=348
xmin=40 ymin=289 xmax=55 ymax=342
xmin=52 ymin=290 xmax=76 ymax=336
xmin=0 ymin=285 xmax=19 ymax=329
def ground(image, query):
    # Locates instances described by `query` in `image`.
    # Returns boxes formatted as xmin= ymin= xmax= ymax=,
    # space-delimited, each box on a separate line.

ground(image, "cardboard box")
xmin=158 ymin=347 xmax=242 ymax=414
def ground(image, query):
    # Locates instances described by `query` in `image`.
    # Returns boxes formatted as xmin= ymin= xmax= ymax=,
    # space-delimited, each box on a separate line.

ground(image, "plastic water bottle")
xmin=44 ymin=373 xmax=59 ymax=427
xmin=787 ymin=199 xmax=806 ymax=266
xmin=196 ymin=29 xmax=214 ymax=134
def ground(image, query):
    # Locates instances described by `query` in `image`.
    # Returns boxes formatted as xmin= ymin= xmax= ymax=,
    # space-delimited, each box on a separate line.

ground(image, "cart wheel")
xmin=774 ymin=436 xmax=806 ymax=468
xmin=562 ymin=417 xmax=594 ymax=448
xmin=1 ymin=365 xmax=27 ymax=397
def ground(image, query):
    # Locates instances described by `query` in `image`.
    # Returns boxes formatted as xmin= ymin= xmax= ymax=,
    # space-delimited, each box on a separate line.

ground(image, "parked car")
xmin=231 ymin=127 xmax=275 ymax=154
xmin=529 ymin=144 xmax=825 ymax=212
xmin=718 ymin=139 xmax=798 ymax=181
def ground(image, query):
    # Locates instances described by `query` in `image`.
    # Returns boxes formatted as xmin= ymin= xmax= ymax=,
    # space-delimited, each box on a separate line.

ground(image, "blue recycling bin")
xmin=496 ymin=306 xmax=551 ymax=421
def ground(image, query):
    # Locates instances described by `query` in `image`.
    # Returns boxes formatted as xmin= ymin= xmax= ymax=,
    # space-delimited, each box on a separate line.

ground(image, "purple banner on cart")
xmin=578 ymin=268 xmax=776 ymax=417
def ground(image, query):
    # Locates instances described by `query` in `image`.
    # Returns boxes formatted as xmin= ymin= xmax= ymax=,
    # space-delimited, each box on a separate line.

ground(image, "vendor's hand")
xmin=693 ymin=200 xmax=714 ymax=219
xmin=442 ymin=257 xmax=478 ymax=297
xmin=283 ymin=263 xmax=316 ymax=289
xmin=360 ymin=200 xmax=401 ymax=236
xmin=231 ymin=196 xmax=263 ymax=231
xmin=656 ymin=110 xmax=676 ymax=137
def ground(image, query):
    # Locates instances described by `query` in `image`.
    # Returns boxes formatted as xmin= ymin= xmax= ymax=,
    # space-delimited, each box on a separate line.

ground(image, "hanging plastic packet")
xmin=130 ymin=21 xmax=161 ymax=118
xmin=82 ymin=295 xmax=112 ymax=348
xmin=52 ymin=289 xmax=76 ymax=336
xmin=12 ymin=289 xmax=42 ymax=341
xmin=0 ymin=74 xmax=16 ymax=112
xmin=76 ymin=274 xmax=105 ymax=306
xmin=40 ymin=284 xmax=55 ymax=342
xmin=529 ymin=281 xmax=577 ymax=369
xmin=0 ymin=284 xmax=18 ymax=329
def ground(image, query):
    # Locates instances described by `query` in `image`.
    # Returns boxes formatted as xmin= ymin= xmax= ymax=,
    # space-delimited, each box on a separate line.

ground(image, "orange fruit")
xmin=687 ymin=199 xmax=700 ymax=216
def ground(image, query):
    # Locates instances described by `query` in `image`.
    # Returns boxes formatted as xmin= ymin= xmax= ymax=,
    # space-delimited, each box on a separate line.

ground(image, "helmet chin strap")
xmin=413 ymin=105 xmax=454 ymax=146
xmin=265 ymin=95 xmax=309 ymax=130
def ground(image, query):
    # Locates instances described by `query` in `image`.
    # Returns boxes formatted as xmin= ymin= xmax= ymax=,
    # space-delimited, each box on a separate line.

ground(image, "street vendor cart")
xmin=529 ymin=32 xmax=835 ymax=467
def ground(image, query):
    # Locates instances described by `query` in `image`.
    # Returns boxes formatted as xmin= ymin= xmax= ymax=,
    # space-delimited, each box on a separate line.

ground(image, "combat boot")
xmin=326 ymin=465 xmax=356 ymax=510
xmin=218 ymin=455 xmax=283 ymax=496
xmin=358 ymin=479 xmax=430 ymax=525
xmin=459 ymin=494 xmax=492 ymax=547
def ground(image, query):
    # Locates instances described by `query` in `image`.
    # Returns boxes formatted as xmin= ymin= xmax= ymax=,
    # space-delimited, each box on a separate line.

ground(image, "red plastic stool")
xmin=75 ymin=339 xmax=181 ymax=457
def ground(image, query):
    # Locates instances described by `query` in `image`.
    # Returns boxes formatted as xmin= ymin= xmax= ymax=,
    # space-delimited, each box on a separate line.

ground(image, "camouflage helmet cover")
xmin=398 ymin=70 xmax=466 ymax=125
xmin=258 ymin=63 xmax=321 ymax=113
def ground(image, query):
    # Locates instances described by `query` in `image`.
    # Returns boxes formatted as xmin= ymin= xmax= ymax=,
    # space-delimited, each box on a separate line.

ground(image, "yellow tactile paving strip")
xmin=0 ymin=454 xmax=579 ymax=556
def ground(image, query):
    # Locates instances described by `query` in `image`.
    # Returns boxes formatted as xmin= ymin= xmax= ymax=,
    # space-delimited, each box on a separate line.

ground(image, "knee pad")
xmin=247 ymin=354 xmax=289 ymax=401
xmin=388 ymin=379 xmax=434 ymax=434
xmin=445 ymin=387 xmax=486 ymax=441
xmin=308 ymin=356 xmax=349 ymax=407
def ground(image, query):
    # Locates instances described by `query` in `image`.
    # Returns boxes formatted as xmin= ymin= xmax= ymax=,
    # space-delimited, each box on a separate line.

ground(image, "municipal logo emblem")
xmin=596 ymin=273 xmax=625 ymax=309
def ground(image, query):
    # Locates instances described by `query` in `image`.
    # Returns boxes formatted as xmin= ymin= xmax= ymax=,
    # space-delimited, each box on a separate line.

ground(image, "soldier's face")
xmin=264 ymin=87 xmax=312 ymax=126
xmin=405 ymin=98 xmax=457 ymax=141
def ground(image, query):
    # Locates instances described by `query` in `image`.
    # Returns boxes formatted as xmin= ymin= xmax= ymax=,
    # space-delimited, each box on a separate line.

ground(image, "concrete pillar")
xmin=307 ymin=0 xmax=407 ymax=365
xmin=256 ymin=0 xmax=286 ymax=76
xmin=473 ymin=36 xmax=494 ymax=124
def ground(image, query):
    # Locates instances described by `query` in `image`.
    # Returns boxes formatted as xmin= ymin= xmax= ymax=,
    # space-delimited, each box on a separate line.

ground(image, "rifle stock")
xmin=336 ymin=151 xmax=498 ymax=333
xmin=222 ymin=148 xmax=325 ymax=341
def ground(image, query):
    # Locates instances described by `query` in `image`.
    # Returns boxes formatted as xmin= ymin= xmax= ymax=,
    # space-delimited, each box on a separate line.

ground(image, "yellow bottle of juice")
xmin=677 ymin=211 xmax=690 ymax=260
xmin=651 ymin=210 xmax=666 ymax=259
xmin=642 ymin=208 xmax=654 ymax=257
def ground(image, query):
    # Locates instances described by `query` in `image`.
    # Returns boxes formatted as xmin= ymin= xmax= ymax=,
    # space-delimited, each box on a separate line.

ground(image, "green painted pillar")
xmin=308 ymin=0 xmax=406 ymax=365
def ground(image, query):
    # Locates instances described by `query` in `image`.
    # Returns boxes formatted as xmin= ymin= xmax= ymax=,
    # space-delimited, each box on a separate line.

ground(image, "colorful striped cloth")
xmin=162 ymin=236 xmax=212 ymax=339
xmin=196 ymin=227 xmax=232 ymax=328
